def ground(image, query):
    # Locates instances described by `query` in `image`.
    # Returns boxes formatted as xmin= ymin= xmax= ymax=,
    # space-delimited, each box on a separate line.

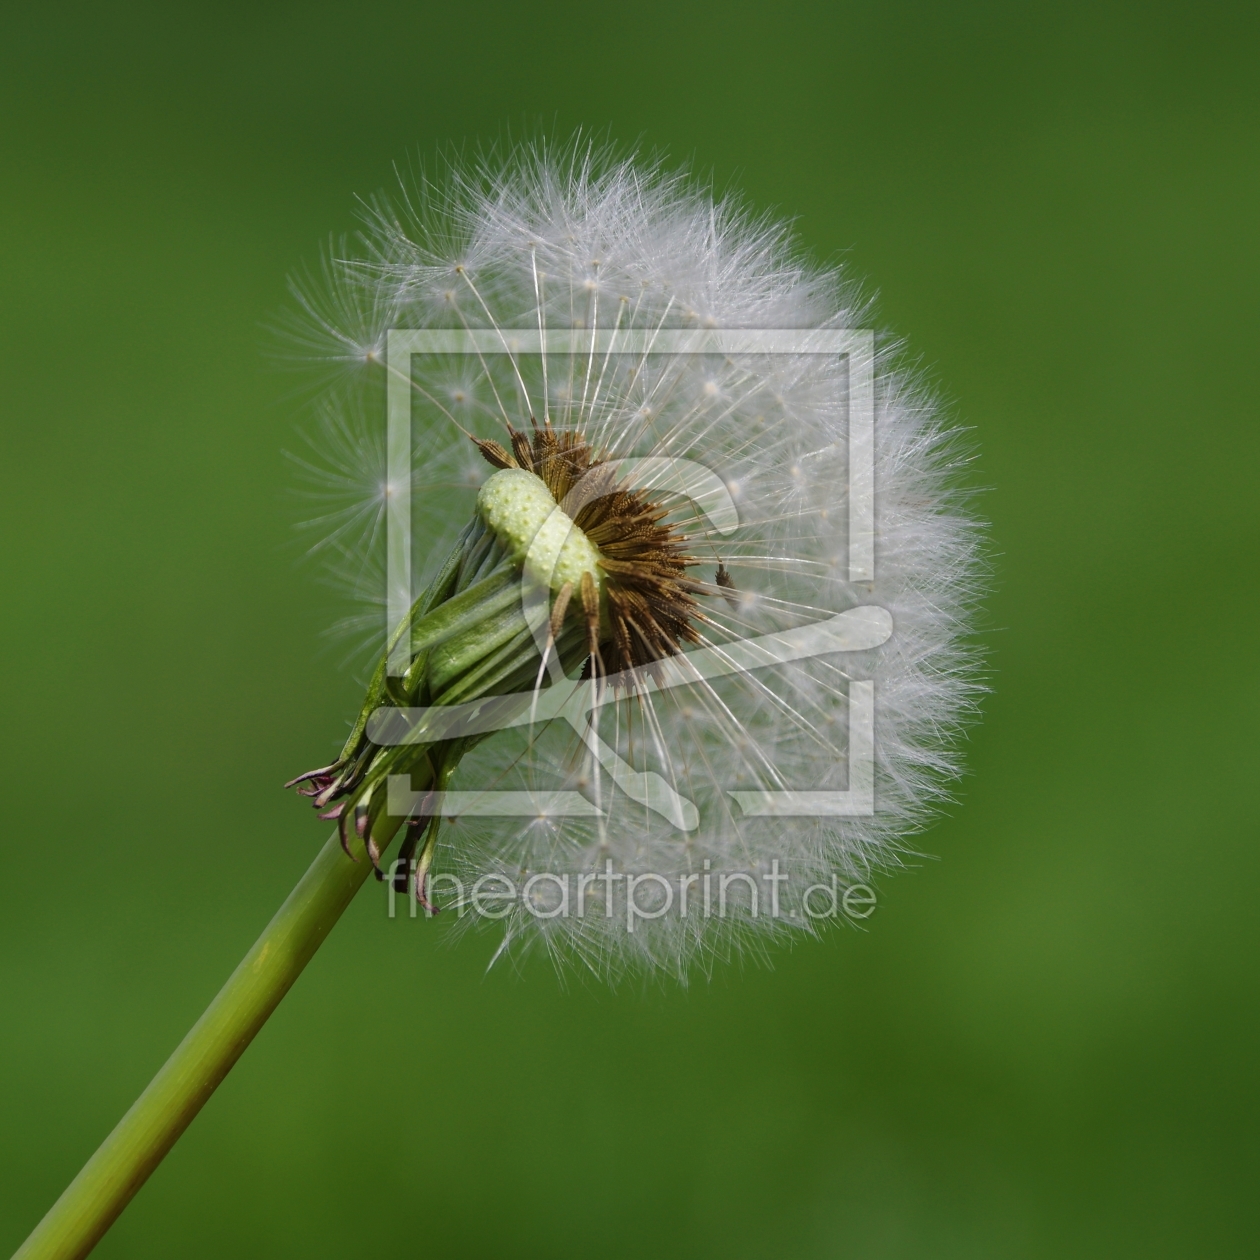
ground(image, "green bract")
xmin=287 ymin=466 xmax=598 ymax=907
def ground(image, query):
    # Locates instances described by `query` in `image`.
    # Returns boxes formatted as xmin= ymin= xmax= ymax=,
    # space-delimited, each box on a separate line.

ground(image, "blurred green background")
xmin=2 ymin=2 xmax=1257 ymax=1256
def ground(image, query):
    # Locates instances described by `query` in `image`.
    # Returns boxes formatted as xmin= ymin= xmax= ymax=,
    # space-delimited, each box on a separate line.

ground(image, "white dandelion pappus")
xmin=286 ymin=139 xmax=986 ymax=981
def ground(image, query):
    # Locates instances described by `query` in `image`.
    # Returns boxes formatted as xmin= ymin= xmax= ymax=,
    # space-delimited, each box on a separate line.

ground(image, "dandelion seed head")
xmin=287 ymin=137 xmax=987 ymax=981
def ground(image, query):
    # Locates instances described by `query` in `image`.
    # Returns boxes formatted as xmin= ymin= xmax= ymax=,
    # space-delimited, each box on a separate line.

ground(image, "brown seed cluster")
xmin=475 ymin=420 xmax=706 ymax=677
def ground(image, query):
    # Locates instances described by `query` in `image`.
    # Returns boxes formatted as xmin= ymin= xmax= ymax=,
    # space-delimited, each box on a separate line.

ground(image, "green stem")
xmin=14 ymin=516 xmax=533 ymax=1259
xmin=12 ymin=831 xmax=376 ymax=1260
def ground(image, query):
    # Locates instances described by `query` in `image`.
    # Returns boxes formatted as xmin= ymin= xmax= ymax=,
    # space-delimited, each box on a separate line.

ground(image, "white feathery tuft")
xmin=287 ymin=137 xmax=987 ymax=982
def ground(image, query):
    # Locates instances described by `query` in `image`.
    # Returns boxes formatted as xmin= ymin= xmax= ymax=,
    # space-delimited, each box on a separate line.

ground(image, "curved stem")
xmin=13 ymin=831 xmax=375 ymax=1260
xmin=15 ymin=527 xmax=505 ymax=1259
